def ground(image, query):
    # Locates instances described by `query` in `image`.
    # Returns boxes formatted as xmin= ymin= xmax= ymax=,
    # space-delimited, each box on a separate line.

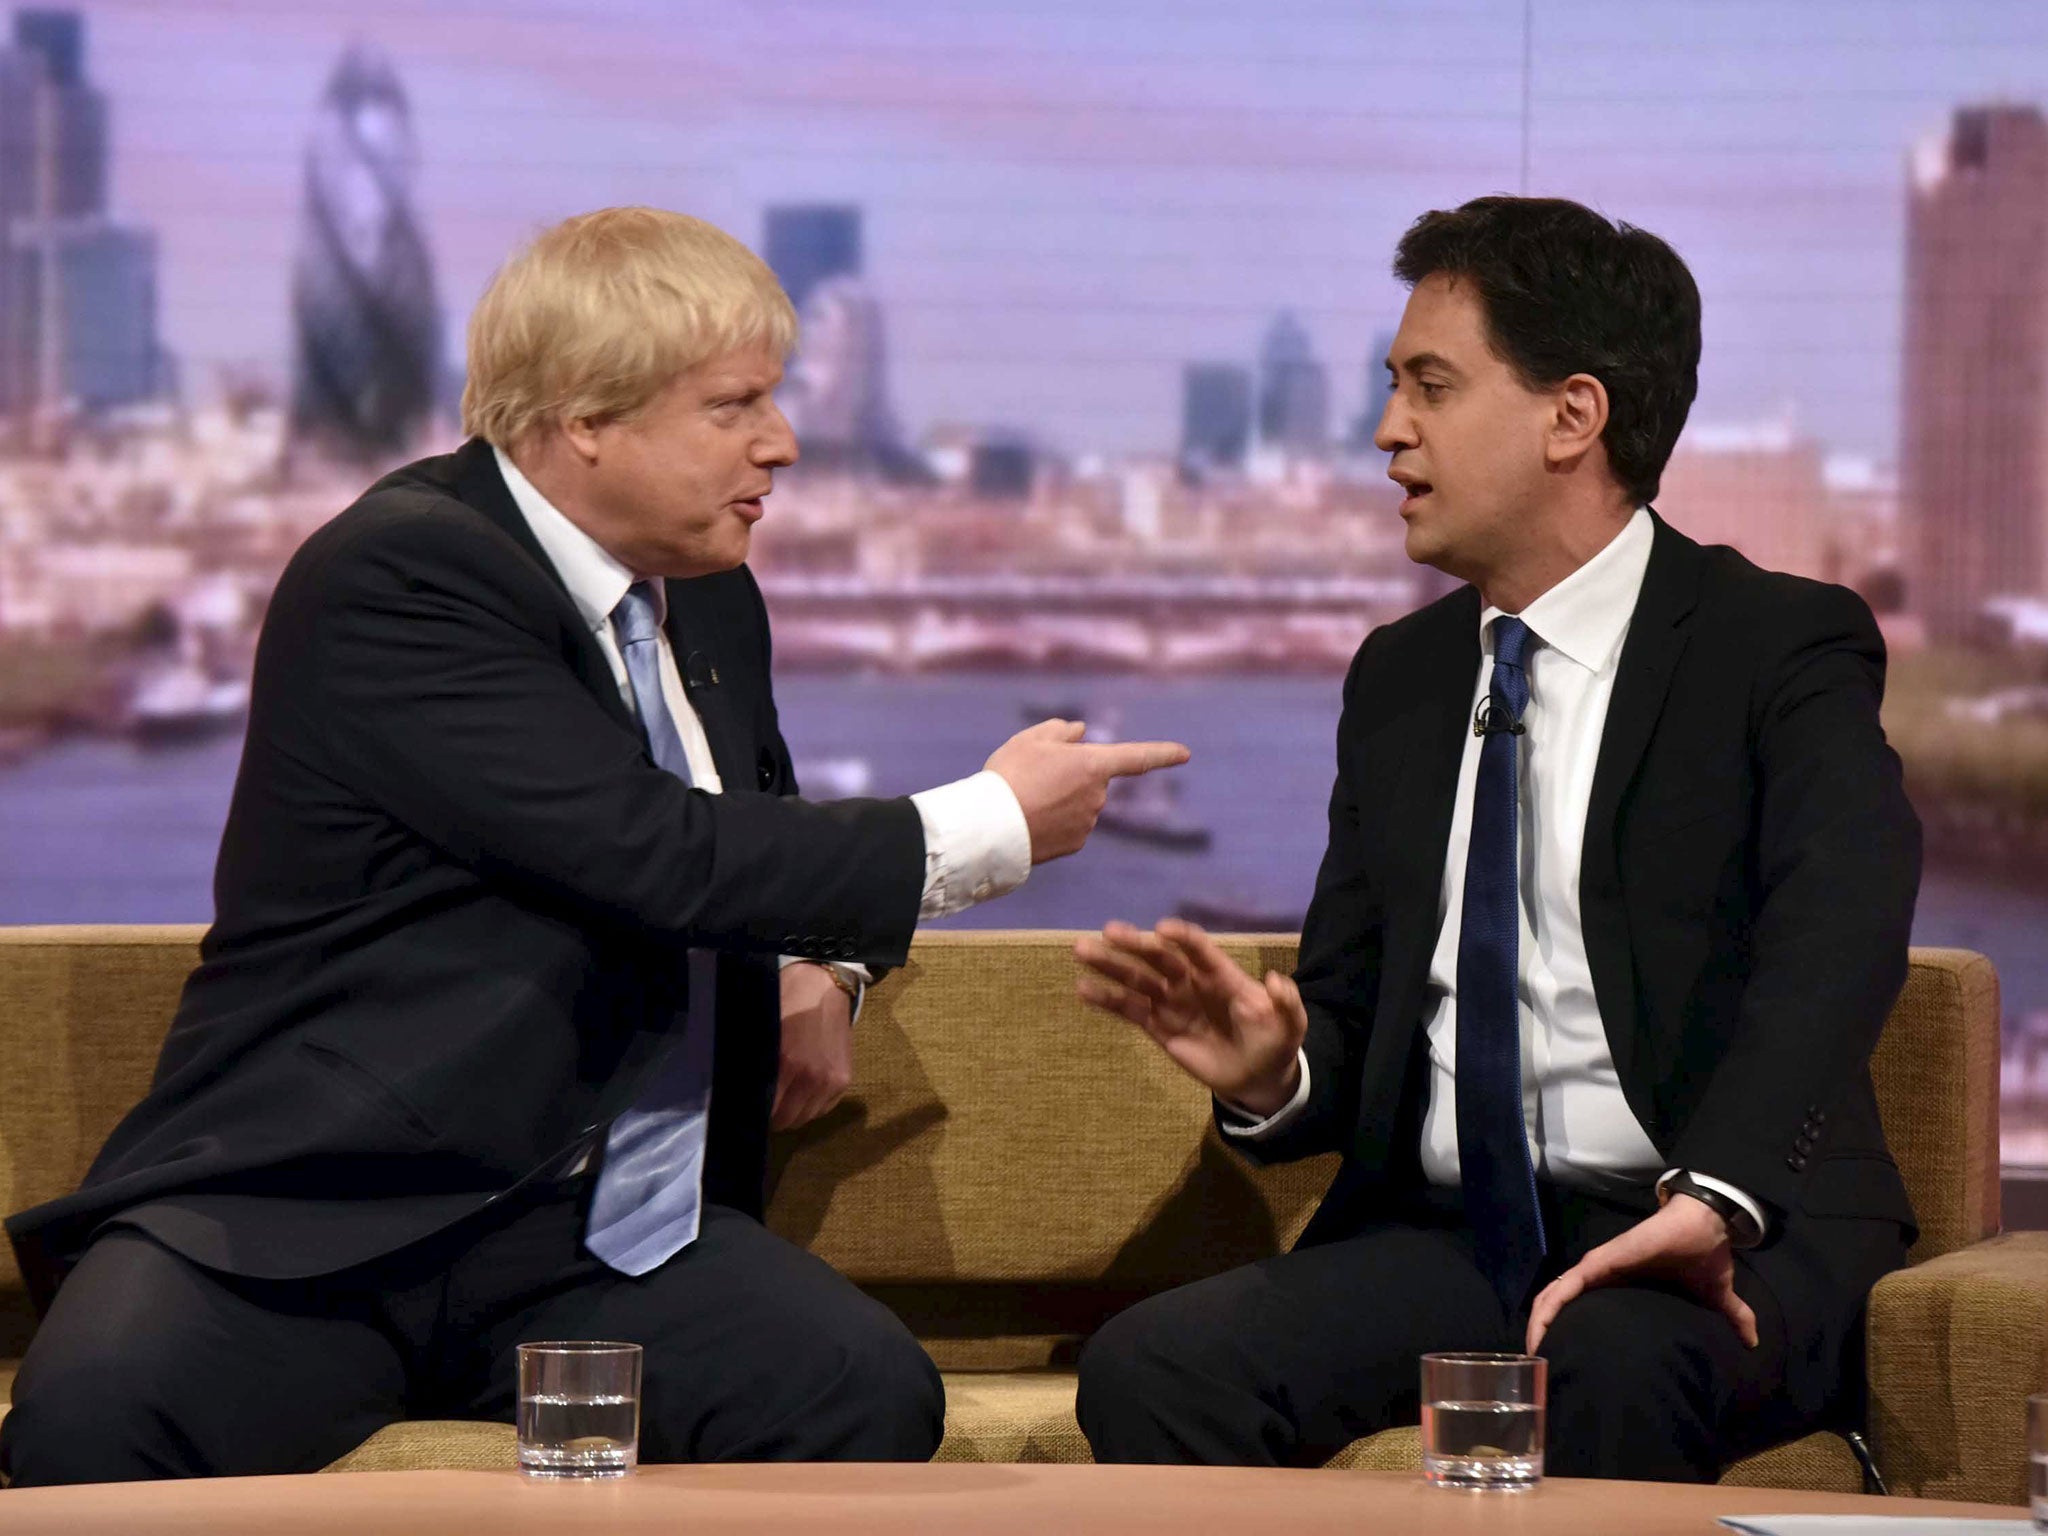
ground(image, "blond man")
xmin=1 ymin=207 xmax=1185 ymax=1486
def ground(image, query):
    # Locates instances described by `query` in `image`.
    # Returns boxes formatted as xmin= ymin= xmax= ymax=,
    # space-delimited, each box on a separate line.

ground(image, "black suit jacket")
xmin=7 ymin=440 xmax=927 ymax=1306
xmin=1236 ymin=514 xmax=1921 ymax=1247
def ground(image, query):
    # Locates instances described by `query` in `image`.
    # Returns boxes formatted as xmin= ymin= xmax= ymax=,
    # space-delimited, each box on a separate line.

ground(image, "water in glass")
xmin=1421 ymin=1398 xmax=1544 ymax=1489
xmin=517 ymin=1391 xmax=638 ymax=1478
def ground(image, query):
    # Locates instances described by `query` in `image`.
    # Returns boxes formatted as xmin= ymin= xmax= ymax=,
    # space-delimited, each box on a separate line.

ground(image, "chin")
xmin=1403 ymin=520 xmax=1445 ymax=568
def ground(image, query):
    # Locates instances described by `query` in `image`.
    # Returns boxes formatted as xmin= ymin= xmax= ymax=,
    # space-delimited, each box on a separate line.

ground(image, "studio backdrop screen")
xmin=1 ymin=0 xmax=2045 ymax=1167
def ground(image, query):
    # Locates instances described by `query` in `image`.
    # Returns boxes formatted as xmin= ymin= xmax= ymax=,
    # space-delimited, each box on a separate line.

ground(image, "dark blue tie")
xmin=584 ymin=581 xmax=718 ymax=1275
xmin=1456 ymin=614 xmax=1547 ymax=1311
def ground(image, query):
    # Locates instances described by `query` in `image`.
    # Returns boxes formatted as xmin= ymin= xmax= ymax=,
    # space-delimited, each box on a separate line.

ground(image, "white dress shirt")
xmin=492 ymin=447 xmax=1033 ymax=975
xmin=1227 ymin=509 xmax=1764 ymax=1236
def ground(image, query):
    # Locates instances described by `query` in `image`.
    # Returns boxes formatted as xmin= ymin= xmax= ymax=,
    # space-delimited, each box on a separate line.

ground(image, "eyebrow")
xmin=1387 ymin=350 xmax=1463 ymax=380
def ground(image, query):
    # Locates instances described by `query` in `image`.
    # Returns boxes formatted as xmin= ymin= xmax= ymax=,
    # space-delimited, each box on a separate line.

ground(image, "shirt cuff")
xmin=1657 ymin=1168 xmax=1770 ymax=1244
xmin=778 ymin=956 xmax=870 ymax=1026
xmin=909 ymin=770 xmax=1031 ymax=921
xmin=1216 ymin=1050 xmax=1312 ymax=1140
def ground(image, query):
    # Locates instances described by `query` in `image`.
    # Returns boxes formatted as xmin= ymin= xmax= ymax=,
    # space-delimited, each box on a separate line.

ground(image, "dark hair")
xmin=1392 ymin=196 xmax=1700 ymax=506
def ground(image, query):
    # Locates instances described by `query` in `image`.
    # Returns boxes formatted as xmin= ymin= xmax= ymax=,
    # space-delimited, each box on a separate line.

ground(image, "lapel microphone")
xmin=1472 ymin=697 xmax=1525 ymax=738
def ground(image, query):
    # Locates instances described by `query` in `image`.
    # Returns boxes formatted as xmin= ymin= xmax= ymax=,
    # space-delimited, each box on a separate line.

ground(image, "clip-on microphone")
xmin=683 ymin=651 xmax=720 ymax=692
xmin=1472 ymin=696 xmax=1525 ymax=738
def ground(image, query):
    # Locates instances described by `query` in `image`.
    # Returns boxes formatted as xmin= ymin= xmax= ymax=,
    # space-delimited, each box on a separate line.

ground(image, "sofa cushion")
xmin=935 ymin=1371 xmax=1093 ymax=1464
xmin=320 ymin=1419 xmax=516 ymax=1473
xmin=766 ymin=932 xmax=1338 ymax=1291
xmin=306 ymin=1380 xmax=1871 ymax=1483
xmin=1324 ymin=1424 xmax=1862 ymax=1491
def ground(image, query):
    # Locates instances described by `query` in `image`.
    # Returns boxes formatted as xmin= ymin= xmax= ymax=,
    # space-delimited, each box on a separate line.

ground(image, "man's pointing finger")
xmin=1097 ymin=741 xmax=1191 ymax=777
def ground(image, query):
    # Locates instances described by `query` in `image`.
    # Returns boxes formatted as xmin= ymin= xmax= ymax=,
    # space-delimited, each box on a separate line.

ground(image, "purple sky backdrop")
xmin=78 ymin=0 xmax=2048 ymax=462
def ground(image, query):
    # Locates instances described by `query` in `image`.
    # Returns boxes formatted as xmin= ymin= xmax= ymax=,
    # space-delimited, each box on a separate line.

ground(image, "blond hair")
xmin=461 ymin=206 xmax=797 ymax=449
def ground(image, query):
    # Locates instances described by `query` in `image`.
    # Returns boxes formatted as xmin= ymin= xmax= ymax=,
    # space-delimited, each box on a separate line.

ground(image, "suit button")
xmin=781 ymin=935 xmax=800 ymax=949
xmin=1812 ymin=1110 xmax=1826 ymax=1124
xmin=1794 ymin=1136 xmax=1813 ymax=1155
xmin=1786 ymin=1155 xmax=1805 ymax=1171
xmin=836 ymin=940 xmax=856 ymax=959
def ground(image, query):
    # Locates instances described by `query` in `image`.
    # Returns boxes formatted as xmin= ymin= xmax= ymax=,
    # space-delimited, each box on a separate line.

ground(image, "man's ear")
xmin=1546 ymin=373 xmax=1609 ymax=469
xmin=560 ymin=414 xmax=605 ymax=466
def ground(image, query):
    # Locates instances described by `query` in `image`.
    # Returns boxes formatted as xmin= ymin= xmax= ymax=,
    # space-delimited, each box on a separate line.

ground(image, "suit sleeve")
xmin=286 ymin=506 xmax=928 ymax=966
xmin=1666 ymin=583 xmax=1921 ymax=1213
xmin=1221 ymin=634 xmax=1383 ymax=1164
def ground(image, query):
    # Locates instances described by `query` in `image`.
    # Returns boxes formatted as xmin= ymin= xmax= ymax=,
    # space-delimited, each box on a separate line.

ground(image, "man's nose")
xmin=1373 ymin=390 xmax=1415 ymax=453
xmin=756 ymin=403 xmax=799 ymax=467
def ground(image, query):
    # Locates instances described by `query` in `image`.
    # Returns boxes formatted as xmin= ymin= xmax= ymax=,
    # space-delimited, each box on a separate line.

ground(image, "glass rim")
xmin=517 ymin=1340 xmax=643 ymax=1356
xmin=1420 ymin=1351 xmax=1543 ymax=1366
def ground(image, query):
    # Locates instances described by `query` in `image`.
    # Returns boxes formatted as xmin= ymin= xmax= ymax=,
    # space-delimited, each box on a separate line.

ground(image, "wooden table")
xmin=0 ymin=1463 xmax=2029 ymax=1534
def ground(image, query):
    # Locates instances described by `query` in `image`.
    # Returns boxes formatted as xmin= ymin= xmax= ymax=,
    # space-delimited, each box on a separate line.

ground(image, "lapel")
xmin=1374 ymin=587 xmax=1483 ymax=1048
xmin=1386 ymin=587 xmax=1484 ymax=902
xmin=451 ymin=438 xmax=638 ymax=735
xmin=662 ymin=578 xmax=754 ymax=791
xmin=1580 ymin=509 xmax=1705 ymax=1102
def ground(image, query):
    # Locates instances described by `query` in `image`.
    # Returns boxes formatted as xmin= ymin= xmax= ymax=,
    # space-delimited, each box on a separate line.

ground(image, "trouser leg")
xmin=445 ymin=1194 xmax=944 ymax=1463
xmin=1078 ymin=1222 xmax=1509 ymax=1465
xmin=0 ymin=1230 xmax=406 ymax=1486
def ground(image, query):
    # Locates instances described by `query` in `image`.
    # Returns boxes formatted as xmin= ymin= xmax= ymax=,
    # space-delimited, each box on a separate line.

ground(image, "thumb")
xmin=1034 ymin=718 xmax=1088 ymax=743
xmin=1264 ymin=971 xmax=1307 ymax=1031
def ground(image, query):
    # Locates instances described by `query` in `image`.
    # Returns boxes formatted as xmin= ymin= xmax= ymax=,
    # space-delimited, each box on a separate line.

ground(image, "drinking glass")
xmin=516 ymin=1340 xmax=642 ymax=1479
xmin=1419 ymin=1351 xmax=1546 ymax=1490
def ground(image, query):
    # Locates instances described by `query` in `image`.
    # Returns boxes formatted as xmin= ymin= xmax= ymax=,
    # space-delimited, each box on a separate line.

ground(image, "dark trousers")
xmin=0 ymin=1181 xmax=942 ymax=1486
xmin=1076 ymin=1182 xmax=1906 ymax=1481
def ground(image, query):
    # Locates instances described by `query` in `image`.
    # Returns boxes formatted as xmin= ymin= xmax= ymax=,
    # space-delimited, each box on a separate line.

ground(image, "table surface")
xmin=0 ymin=1463 xmax=2030 ymax=1534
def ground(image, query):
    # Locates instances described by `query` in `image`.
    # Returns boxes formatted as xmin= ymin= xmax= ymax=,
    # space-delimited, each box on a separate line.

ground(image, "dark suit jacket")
xmin=7 ymin=439 xmax=927 ymax=1306
xmin=1235 ymin=514 xmax=1921 ymax=1251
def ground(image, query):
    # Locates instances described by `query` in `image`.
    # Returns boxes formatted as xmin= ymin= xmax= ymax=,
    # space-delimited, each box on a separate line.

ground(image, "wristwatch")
xmin=1661 ymin=1170 xmax=1763 ymax=1249
xmin=816 ymin=961 xmax=864 ymax=1008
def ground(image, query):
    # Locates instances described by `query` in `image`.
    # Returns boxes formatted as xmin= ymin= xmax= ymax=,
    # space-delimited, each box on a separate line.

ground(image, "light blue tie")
xmin=584 ymin=581 xmax=719 ymax=1275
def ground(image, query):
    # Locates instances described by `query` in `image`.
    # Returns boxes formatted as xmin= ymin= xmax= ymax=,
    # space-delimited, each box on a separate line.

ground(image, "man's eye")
xmin=1419 ymin=381 xmax=1448 ymax=400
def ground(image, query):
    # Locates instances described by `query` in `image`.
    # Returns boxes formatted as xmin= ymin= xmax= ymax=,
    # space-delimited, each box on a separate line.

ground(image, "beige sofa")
xmin=1 ymin=926 xmax=2042 ymax=1502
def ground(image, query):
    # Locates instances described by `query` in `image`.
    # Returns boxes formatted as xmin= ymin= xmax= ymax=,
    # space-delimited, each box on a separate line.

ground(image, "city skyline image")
xmin=1 ymin=0 xmax=2047 ymax=1163
xmin=41 ymin=0 xmax=2048 ymax=466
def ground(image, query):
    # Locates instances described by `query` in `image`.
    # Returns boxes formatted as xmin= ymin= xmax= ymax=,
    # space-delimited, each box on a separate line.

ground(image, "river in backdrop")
xmin=4 ymin=670 xmax=2044 ymax=1157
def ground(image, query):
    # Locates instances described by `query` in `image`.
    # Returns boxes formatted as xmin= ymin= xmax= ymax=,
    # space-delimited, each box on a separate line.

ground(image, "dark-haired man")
xmin=1073 ymin=196 xmax=1919 ymax=1481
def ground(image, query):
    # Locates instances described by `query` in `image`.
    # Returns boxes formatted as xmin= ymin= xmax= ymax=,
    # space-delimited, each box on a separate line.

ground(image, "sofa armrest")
xmin=1866 ymin=1230 xmax=2048 ymax=1506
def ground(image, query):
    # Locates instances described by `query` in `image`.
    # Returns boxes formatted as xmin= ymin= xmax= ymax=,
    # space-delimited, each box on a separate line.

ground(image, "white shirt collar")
xmin=491 ymin=443 xmax=662 ymax=634
xmin=1479 ymin=506 xmax=1654 ymax=676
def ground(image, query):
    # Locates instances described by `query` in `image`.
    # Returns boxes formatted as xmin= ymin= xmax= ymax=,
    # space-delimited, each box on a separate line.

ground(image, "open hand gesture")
xmin=1073 ymin=919 xmax=1306 ymax=1114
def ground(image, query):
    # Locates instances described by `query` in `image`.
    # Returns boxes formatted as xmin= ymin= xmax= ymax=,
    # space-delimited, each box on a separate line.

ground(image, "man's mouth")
xmin=1394 ymin=478 xmax=1433 ymax=514
xmin=733 ymin=495 xmax=768 ymax=522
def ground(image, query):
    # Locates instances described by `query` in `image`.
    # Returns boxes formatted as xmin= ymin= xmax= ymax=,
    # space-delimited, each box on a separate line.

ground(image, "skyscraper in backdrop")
xmin=765 ymin=205 xmax=915 ymax=478
xmin=0 ymin=8 xmax=165 ymax=424
xmin=289 ymin=43 xmax=441 ymax=465
xmin=763 ymin=205 xmax=862 ymax=319
xmin=1347 ymin=327 xmax=1398 ymax=452
xmin=1901 ymin=104 xmax=2048 ymax=641
xmin=1257 ymin=311 xmax=1330 ymax=456
xmin=1180 ymin=362 xmax=1252 ymax=478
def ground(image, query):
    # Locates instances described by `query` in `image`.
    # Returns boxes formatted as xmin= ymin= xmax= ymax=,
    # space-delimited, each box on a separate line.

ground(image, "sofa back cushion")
xmin=774 ymin=937 xmax=2004 ymax=1285
xmin=0 ymin=926 xmax=201 ymax=1349
xmin=0 ymin=927 xmax=2001 ymax=1343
